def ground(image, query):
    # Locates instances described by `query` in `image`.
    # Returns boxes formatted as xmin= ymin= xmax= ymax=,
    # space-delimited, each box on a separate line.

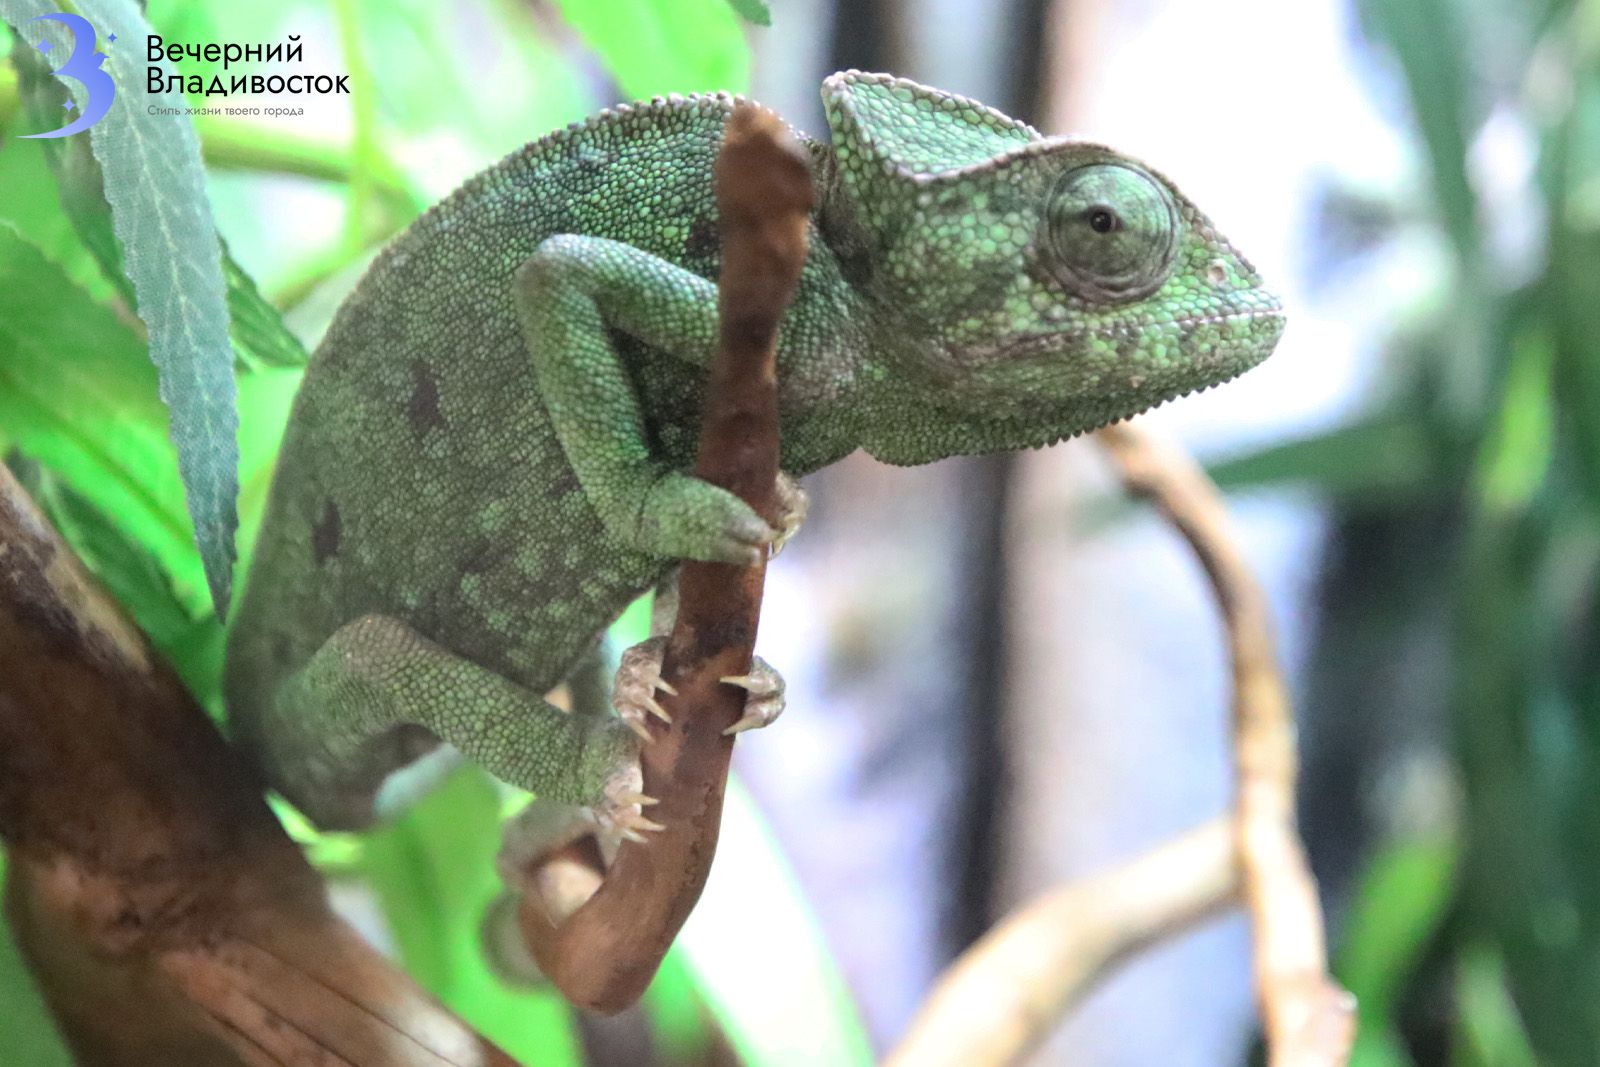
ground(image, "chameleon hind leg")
xmin=261 ymin=613 xmax=654 ymax=836
xmin=500 ymin=578 xmax=788 ymax=870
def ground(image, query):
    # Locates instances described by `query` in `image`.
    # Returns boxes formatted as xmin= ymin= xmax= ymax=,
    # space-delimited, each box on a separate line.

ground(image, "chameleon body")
xmin=224 ymin=72 xmax=1284 ymax=835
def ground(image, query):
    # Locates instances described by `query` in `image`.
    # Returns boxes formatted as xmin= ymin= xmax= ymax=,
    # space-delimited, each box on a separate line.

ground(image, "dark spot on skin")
xmin=407 ymin=360 xmax=445 ymax=436
xmin=574 ymin=148 xmax=614 ymax=173
xmin=459 ymin=537 xmax=492 ymax=574
xmin=545 ymin=467 xmax=581 ymax=502
xmin=837 ymin=246 xmax=874 ymax=288
xmin=312 ymin=499 xmax=342 ymax=566
xmin=685 ymin=216 xmax=720 ymax=260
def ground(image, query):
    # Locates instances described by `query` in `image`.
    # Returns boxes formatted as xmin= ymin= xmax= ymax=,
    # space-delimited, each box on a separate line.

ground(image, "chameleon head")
xmin=820 ymin=72 xmax=1285 ymax=456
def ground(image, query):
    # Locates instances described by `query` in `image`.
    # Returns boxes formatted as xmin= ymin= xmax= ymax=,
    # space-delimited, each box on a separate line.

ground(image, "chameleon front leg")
xmin=262 ymin=614 xmax=655 ymax=836
xmin=516 ymin=234 xmax=781 ymax=566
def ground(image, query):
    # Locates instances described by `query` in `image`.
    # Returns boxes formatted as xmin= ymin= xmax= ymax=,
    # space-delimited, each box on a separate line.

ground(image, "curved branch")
xmin=887 ymin=421 xmax=1353 ymax=1067
xmin=886 ymin=819 xmax=1237 ymax=1067
xmin=1096 ymin=422 xmax=1354 ymax=1067
xmin=515 ymin=104 xmax=814 ymax=1013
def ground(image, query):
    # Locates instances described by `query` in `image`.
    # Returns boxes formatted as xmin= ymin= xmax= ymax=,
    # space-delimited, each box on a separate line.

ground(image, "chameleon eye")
xmin=1044 ymin=163 xmax=1178 ymax=301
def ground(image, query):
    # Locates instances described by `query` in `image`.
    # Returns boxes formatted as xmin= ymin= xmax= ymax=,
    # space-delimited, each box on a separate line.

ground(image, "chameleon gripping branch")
xmin=514 ymin=103 xmax=812 ymax=1013
xmin=0 ymin=465 xmax=518 ymax=1066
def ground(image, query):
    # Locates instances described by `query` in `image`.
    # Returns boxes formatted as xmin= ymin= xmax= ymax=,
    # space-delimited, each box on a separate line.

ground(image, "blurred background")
xmin=2 ymin=0 xmax=1597 ymax=1064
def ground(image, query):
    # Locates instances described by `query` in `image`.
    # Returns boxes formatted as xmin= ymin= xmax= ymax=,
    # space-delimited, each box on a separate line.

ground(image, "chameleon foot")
xmin=771 ymin=472 xmax=809 ymax=557
xmin=613 ymin=635 xmax=677 ymax=738
xmin=720 ymin=657 xmax=786 ymax=735
xmin=591 ymin=752 xmax=663 ymax=845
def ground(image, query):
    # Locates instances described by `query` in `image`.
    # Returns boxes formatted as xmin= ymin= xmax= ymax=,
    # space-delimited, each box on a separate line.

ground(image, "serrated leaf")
xmin=725 ymin=0 xmax=771 ymax=27
xmin=0 ymin=223 xmax=298 ymax=704
xmin=12 ymin=39 xmax=309 ymax=371
xmin=3 ymin=0 xmax=239 ymax=614
xmin=222 ymin=242 xmax=309 ymax=369
xmin=0 ymin=221 xmax=206 ymax=612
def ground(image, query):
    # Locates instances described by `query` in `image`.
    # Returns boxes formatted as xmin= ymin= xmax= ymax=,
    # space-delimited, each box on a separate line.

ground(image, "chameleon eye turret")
xmin=1043 ymin=163 xmax=1179 ymax=302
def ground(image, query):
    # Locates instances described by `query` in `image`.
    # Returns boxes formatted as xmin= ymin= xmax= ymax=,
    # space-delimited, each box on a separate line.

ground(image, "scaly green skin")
xmin=224 ymin=72 xmax=1284 ymax=832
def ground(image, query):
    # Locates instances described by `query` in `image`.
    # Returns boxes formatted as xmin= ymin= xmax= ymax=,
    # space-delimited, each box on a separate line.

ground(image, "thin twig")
xmin=886 ymin=421 xmax=1352 ymax=1067
xmin=885 ymin=819 xmax=1237 ymax=1067
xmin=1097 ymin=421 xmax=1355 ymax=1067
xmin=515 ymin=103 xmax=814 ymax=1013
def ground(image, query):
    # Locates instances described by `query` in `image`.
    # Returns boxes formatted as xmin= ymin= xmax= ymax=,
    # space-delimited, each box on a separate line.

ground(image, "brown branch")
xmin=515 ymin=103 xmax=813 ymax=1013
xmin=0 ymin=464 xmax=518 ymax=1066
xmin=885 ymin=819 xmax=1237 ymax=1067
xmin=1096 ymin=421 xmax=1354 ymax=1067
xmin=886 ymin=422 xmax=1353 ymax=1067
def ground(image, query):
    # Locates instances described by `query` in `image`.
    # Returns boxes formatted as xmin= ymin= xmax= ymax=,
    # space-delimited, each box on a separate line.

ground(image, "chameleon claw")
xmin=617 ymin=790 xmax=659 ymax=807
xmin=625 ymin=716 xmax=653 ymax=742
xmin=613 ymin=809 xmax=667 ymax=841
xmin=642 ymin=694 xmax=672 ymax=724
xmin=717 ymin=660 xmax=784 ymax=734
xmin=653 ymin=677 xmax=679 ymax=697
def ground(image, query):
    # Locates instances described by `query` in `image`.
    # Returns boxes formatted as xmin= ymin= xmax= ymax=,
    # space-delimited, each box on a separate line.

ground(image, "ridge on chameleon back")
xmin=223 ymin=71 xmax=1285 ymax=852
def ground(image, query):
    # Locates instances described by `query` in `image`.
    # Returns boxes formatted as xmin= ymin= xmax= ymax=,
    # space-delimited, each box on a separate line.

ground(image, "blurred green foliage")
xmin=0 ymin=1 xmax=868 ymax=1063
xmin=1214 ymin=0 xmax=1600 ymax=1061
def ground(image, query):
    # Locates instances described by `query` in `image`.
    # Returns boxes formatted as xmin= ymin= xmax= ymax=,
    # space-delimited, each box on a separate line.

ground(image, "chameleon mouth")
xmin=944 ymin=302 xmax=1286 ymax=442
xmin=987 ymin=303 xmax=1287 ymax=364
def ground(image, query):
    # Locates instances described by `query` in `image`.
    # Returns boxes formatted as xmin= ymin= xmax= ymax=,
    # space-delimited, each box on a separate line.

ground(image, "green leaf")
xmin=3 ymin=0 xmax=240 ymax=614
xmin=0 ymin=100 xmax=109 ymax=300
xmin=549 ymin=0 xmax=750 ymax=98
xmin=361 ymin=767 xmax=583 ymax=1067
xmin=1206 ymin=413 xmax=1442 ymax=504
xmin=0 ymin=225 xmax=297 ymax=701
xmin=1455 ymin=945 xmax=1539 ymax=1067
xmin=0 ymin=221 xmax=206 ymax=613
xmin=11 ymin=32 xmax=309 ymax=374
xmin=725 ymin=0 xmax=771 ymax=27
xmin=222 ymin=242 xmax=309 ymax=369
xmin=679 ymin=778 xmax=874 ymax=1067
xmin=1335 ymin=833 xmax=1457 ymax=1066
xmin=1544 ymin=73 xmax=1600 ymax=502
xmin=1356 ymin=0 xmax=1478 ymax=263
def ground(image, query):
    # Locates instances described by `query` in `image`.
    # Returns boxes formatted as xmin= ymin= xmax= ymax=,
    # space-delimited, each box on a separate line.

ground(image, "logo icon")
xmin=23 ymin=13 xmax=115 ymax=139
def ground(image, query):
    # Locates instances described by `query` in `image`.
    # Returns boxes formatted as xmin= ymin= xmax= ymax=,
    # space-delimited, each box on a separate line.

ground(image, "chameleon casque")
xmin=224 ymin=71 xmax=1285 ymax=843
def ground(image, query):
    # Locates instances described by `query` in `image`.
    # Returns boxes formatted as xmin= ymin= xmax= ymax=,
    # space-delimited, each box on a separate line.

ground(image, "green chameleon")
xmin=224 ymin=71 xmax=1284 ymax=845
